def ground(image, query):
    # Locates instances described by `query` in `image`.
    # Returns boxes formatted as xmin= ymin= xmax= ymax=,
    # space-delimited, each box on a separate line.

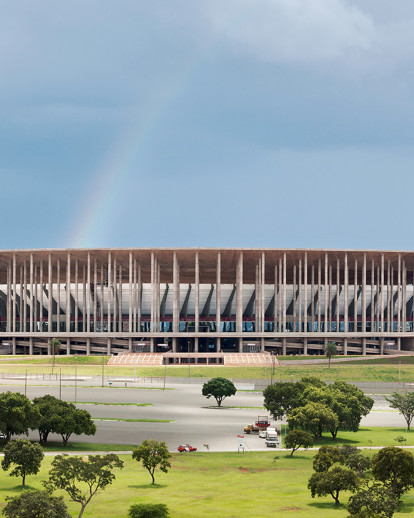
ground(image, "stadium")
xmin=0 ymin=248 xmax=413 ymax=362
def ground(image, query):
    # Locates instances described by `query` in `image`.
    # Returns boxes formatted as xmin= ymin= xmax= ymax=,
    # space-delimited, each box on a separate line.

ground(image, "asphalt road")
xmin=0 ymin=381 xmax=407 ymax=452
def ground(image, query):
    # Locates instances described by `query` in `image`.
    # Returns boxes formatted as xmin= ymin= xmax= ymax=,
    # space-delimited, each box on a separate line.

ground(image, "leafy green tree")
xmin=324 ymin=341 xmax=338 ymax=367
xmin=347 ymin=485 xmax=400 ymax=518
xmin=128 ymin=503 xmax=169 ymax=518
xmin=340 ymin=445 xmax=371 ymax=478
xmin=53 ymin=403 xmax=96 ymax=446
xmin=287 ymin=402 xmax=338 ymax=439
xmin=44 ymin=454 xmax=124 ymax=518
xmin=33 ymin=394 xmax=63 ymax=444
xmin=284 ymin=429 xmax=313 ymax=456
xmin=312 ymin=445 xmax=344 ymax=472
xmin=132 ymin=439 xmax=172 ymax=485
xmin=2 ymin=490 xmax=70 ymax=518
xmin=385 ymin=392 xmax=414 ymax=431
xmin=202 ymin=377 xmax=237 ymax=407
xmin=0 ymin=392 xmax=39 ymax=443
xmin=371 ymin=447 xmax=414 ymax=498
xmin=308 ymin=466 xmax=360 ymax=505
xmin=1 ymin=439 xmax=44 ymax=486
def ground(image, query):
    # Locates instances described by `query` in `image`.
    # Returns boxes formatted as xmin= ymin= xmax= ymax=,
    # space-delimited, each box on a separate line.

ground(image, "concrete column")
xmin=381 ymin=254 xmax=385 ymax=333
xmin=255 ymin=264 xmax=259 ymax=333
xmin=282 ymin=337 xmax=286 ymax=355
xmin=324 ymin=254 xmax=328 ymax=333
xmin=29 ymin=337 xmax=33 ymax=355
xmin=100 ymin=266 xmax=104 ymax=331
xmin=133 ymin=259 xmax=137 ymax=332
xmin=66 ymin=338 xmax=70 ymax=355
xmin=216 ymin=252 xmax=221 ymax=349
xmin=113 ymin=259 xmax=117 ymax=333
xmin=57 ymin=259 xmax=61 ymax=331
xmin=304 ymin=254 xmax=308 ymax=333
xmin=362 ymin=254 xmax=366 ymax=334
xmin=278 ymin=259 xmax=282 ymax=333
xmin=310 ymin=265 xmax=315 ymax=333
xmin=86 ymin=338 xmax=91 ymax=355
xmin=129 ymin=253 xmax=132 ymax=333
xmin=397 ymin=255 xmax=401 ymax=332
xmin=12 ymin=337 xmax=16 ymax=355
xmin=236 ymin=252 xmax=243 ymax=333
xmin=173 ymin=253 xmax=179 ymax=334
xmin=362 ymin=337 xmax=366 ymax=355
xmin=12 ymin=254 xmax=16 ymax=333
xmin=34 ymin=266 xmax=38 ymax=332
xmin=328 ymin=265 xmax=332 ymax=333
xmin=387 ymin=261 xmax=391 ymax=332
xmin=298 ymin=259 xmax=302 ymax=333
xmin=93 ymin=259 xmax=97 ymax=333
xmin=283 ymin=253 xmax=287 ymax=332
xmin=107 ymin=337 xmax=111 ymax=355
xmin=48 ymin=254 xmax=52 ymax=333
xmin=195 ymin=253 xmax=199 ymax=352
xmin=343 ymin=337 xmax=348 ymax=355
xmin=303 ymin=338 xmax=308 ymax=355
xmin=82 ymin=265 xmax=86 ymax=332
xmin=317 ymin=259 xmax=321 ymax=332
xmin=19 ymin=267 xmax=23 ymax=333
xmin=336 ymin=259 xmax=340 ymax=332
xmin=344 ymin=254 xmax=348 ymax=334
xmin=6 ymin=261 xmax=11 ymax=333
xmin=293 ymin=264 xmax=296 ymax=332
xmin=274 ymin=265 xmax=278 ymax=332
xmin=29 ymin=254 xmax=33 ymax=333
xmin=376 ymin=267 xmax=380 ymax=333
xmin=354 ymin=260 xmax=357 ymax=332
xmin=391 ymin=267 xmax=394 ymax=333
xmin=107 ymin=253 xmax=112 ymax=333
xmin=39 ymin=261 xmax=43 ymax=332
xmin=66 ymin=253 xmax=71 ymax=333
xmin=23 ymin=261 xmax=27 ymax=333
xmin=371 ymin=261 xmax=375 ymax=332
xmin=261 ymin=252 xmax=265 ymax=334
xmin=403 ymin=260 xmax=407 ymax=332
xmin=151 ymin=253 xmax=155 ymax=334
xmin=397 ymin=337 xmax=401 ymax=351
xmin=380 ymin=336 xmax=384 ymax=355
xmin=75 ymin=260 xmax=79 ymax=332
xmin=119 ymin=265 xmax=123 ymax=332
xmin=137 ymin=263 xmax=142 ymax=333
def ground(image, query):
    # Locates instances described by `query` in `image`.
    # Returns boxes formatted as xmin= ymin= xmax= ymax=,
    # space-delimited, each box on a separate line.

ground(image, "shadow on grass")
xmin=0 ymin=484 xmax=37 ymax=493
xmin=128 ymin=483 xmax=167 ymax=489
xmin=398 ymin=501 xmax=414 ymax=515
xmin=308 ymin=501 xmax=346 ymax=510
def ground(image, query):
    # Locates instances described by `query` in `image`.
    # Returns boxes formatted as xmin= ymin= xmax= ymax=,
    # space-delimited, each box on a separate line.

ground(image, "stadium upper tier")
xmin=0 ymin=247 xmax=412 ymax=355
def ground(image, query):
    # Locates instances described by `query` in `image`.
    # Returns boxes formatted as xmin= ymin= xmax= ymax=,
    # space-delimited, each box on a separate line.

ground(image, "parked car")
xmin=178 ymin=444 xmax=197 ymax=452
xmin=259 ymin=429 xmax=267 ymax=438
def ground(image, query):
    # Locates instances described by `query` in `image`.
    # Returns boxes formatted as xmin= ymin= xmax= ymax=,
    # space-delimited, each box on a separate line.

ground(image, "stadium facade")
xmin=0 ymin=247 xmax=413 ymax=358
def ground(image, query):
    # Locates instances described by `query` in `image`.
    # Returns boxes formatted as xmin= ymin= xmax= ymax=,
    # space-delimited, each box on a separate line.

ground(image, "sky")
xmin=2 ymin=0 xmax=414 ymax=251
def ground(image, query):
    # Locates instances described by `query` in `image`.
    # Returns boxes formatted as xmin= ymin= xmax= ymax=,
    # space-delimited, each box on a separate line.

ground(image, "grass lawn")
xmin=0 ymin=451 xmax=413 ymax=517
xmin=0 ymin=354 xmax=414 ymax=382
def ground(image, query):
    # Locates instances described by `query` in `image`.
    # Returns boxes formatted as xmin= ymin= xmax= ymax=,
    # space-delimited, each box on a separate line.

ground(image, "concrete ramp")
xmin=108 ymin=353 xmax=164 ymax=366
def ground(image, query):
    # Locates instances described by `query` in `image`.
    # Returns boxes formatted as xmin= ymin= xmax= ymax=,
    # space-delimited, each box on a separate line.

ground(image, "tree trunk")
xmin=78 ymin=504 xmax=87 ymax=518
xmin=22 ymin=473 xmax=26 ymax=487
xmin=151 ymin=471 xmax=155 ymax=484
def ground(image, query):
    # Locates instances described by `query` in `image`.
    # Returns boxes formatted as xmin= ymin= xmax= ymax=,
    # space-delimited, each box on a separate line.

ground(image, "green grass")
xmin=0 ymin=451 xmax=412 ymax=517
xmin=0 ymin=355 xmax=414 ymax=382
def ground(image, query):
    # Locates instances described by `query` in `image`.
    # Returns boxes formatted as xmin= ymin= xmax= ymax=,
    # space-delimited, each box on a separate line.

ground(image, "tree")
xmin=202 ymin=377 xmax=237 ymax=407
xmin=287 ymin=402 xmax=338 ymax=439
xmin=3 ymin=490 xmax=70 ymax=518
xmin=1 ymin=439 xmax=44 ymax=486
xmin=44 ymin=454 xmax=124 ymax=518
xmin=53 ymin=403 xmax=96 ymax=446
xmin=312 ymin=445 xmax=344 ymax=472
xmin=347 ymin=485 xmax=400 ymax=518
xmin=0 ymin=391 xmax=39 ymax=443
xmin=324 ymin=341 xmax=337 ymax=367
xmin=49 ymin=338 xmax=61 ymax=371
xmin=128 ymin=503 xmax=169 ymax=518
xmin=340 ymin=445 xmax=371 ymax=479
xmin=132 ymin=439 xmax=172 ymax=485
xmin=308 ymin=466 xmax=359 ymax=505
xmin=371 ymin=447 xmax=414 ymax=498
xmin=284 ymin=429 xmax=313 ymax=456
xmin=263 ymin=381 xmax=302 ymax=420
xmin=33 ymin=394 xmax=64 ymax=444
xmin=385 ymin=392 xmax=414 ymax=431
